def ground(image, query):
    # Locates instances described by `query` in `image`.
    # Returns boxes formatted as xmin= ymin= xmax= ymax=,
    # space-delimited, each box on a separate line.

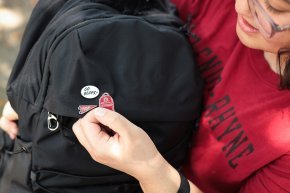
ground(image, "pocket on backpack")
xmin=10 ymin=138 xmax=32 ymax=183
xmin=0 ymin=130 xmax=13 ymax=177
xmin=32 ymin=108 xmax=121 ymax=175
xmin=3 ymin=137 xmax=33 ymax=192
xmin=0 ymin=151 xmax=12 ymax=193
xmin=0 ymin=149 xmax=9 ymax=177
xmin=31 ymin=108 xmax=137 ymax=192
xmin=31 ymin=169 xmax=139 ymax=193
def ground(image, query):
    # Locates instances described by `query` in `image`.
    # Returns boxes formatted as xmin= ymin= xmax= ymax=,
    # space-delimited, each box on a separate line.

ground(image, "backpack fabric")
xmin=0 ymin=130 xmax=14 ymax=193
xmin=4 ymin=0 xmax=203 ymax=192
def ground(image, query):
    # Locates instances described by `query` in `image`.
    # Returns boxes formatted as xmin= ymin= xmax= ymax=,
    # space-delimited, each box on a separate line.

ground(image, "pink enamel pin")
xmin=78 ymin=105 xmax=98 ymax=115
xmin=99 ymin=93 xmax=115 ymax=111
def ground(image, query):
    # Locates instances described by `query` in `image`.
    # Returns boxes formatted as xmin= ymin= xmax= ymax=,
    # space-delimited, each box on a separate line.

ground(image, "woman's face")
xmin=235 ymin=0 xmax=290 ymax=54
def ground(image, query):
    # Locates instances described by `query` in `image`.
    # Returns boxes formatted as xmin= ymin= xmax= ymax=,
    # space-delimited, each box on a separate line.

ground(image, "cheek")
xmin=268 ymin=32 xmax=290 ymax=51
xmin=235 ymin=0 xmax=249 ymax=15
xmin=236 ymin=24 xmax=266 ymax=51
xmin=237 ymin=25 xmax=290 ymax=53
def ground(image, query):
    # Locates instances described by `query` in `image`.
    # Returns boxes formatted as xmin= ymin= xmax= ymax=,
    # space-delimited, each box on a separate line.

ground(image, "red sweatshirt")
xmin=171 ymin=0 xmax=290 ymax=192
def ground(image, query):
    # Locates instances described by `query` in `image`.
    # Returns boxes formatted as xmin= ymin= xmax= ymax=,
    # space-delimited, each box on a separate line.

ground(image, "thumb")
xmin=94 ymin=108 xmax=137 ymax=137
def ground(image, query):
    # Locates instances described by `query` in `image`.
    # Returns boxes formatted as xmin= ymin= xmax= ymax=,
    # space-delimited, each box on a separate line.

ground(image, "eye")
xmin=264 ymin=0 xmax=288 ymax=14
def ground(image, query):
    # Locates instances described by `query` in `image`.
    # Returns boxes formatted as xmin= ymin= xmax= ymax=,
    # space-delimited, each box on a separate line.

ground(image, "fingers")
xmin=2 ymin=102 xmax=18 ymax=121
xmin=72 ymin=108 xmax=164 ymax=179
xmin=75 ymin=107 xmax=138 ymax=138
xmin=76 ymin=109 xmax=112 ymax=143
xmin=93 ymin=108 xmax=138 ymax=138
xmin=73 ymin=108 xmax=142 ymax=163
xmin=0 ymin=101 xmax=19 ymax=139
xmin=73 ymin=113 xmax=110 ymax=153
xmin=0 ymin=116 xmax=18 ymax=139
xmin=73 ymin=112 xmax=118 ymax=164
xmin=72 ymin=120 xmax=87 ymax=148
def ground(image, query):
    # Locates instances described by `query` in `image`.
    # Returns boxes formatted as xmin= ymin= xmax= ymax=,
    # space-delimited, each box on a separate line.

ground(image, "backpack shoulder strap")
xmin=7 ymin=0 xmax=68 ymax=85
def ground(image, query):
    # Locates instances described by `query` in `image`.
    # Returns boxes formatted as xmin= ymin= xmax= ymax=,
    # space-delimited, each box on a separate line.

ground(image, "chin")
xmin=236 ymin=24 xmax=279 ymax=53
xmin=236 ymin=23 xmax=259 ymax=50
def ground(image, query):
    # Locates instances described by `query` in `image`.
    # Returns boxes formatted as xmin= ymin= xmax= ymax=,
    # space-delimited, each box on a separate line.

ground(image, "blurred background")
xmin=0 ymin=0 xmax=36 ymax=113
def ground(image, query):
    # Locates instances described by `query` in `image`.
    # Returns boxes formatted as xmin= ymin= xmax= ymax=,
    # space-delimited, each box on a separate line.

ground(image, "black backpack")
xmin=3 ymin=0 xmax=203 ymax=192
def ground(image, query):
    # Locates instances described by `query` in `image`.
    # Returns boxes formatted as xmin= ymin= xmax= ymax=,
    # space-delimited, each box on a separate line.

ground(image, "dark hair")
xmin=278 ymin=48 xmax=290 ymax=89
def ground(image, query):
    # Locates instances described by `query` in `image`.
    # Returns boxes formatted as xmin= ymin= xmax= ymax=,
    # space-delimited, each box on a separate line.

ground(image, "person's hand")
xmin=72 ymin=107 xmax=168 ymax=181
xmin=73 ymin=108 xmax=179 ymax=187
xmin=0 ymin=101 xmax=19 ymax=139
xmin=72 ymin=108 xmax=203 ymax=193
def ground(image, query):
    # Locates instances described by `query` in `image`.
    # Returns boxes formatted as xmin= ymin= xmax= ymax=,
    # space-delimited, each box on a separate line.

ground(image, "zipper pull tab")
xmin=47 ymin=112 xmax=59 ymax=131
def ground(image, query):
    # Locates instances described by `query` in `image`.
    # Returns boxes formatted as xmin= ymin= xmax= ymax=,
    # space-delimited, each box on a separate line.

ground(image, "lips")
xmin=238 ymin=15 xmax=259 ymax=33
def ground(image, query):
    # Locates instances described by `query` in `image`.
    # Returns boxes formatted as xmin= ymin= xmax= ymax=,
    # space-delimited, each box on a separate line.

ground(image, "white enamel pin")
xmin=81 ymin=85 xmax=99 ymax=99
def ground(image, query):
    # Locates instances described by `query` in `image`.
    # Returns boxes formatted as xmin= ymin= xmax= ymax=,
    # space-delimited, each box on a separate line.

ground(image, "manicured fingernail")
xmin=95 ymin=107 xmax=106 ymax=117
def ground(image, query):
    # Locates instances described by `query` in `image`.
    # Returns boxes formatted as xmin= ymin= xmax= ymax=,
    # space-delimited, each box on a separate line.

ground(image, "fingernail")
xmin=95 ymin=107 xmax=106 ymax=117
